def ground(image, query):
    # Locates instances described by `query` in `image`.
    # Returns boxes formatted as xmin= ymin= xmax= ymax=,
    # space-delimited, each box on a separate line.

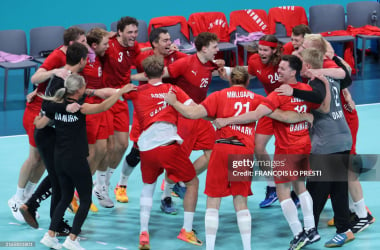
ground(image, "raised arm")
xmin=213 ymin=104 xmax=272 ymax=129
xmin=131 ymin=67 xmax=170 ymax=82
xmin=80 ymin=84 xmax=137 ymax=115
xmin=31 ymin=68 xmax=70 ymax=85
xmin=164 ymin=90 xmax=206 ymax=119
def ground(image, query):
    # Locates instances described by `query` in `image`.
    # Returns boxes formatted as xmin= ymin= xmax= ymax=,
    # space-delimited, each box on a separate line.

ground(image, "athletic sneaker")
xmin=19 ymin=204 xmax=38 ymax=228
xmin=324 ymin=230 xmax=355 ymax=247
xmin=259 ymin=186 xmax=278 ymax=208
xmin=177 ymin=228 xmax=203 ymax=246
xmin=173 ymin=183 xmax=187 ymax=199
xmin=139 ymin=231 xmax=150 ymax=250
xmin=289 ymin=230 xmax=309 ymax=250
xmin=93 ymin=185 xmax=114 ymax=208
xmin=40 ymin=232 xmax=62 ymax=249
xmin=327 ymin=212 xmax=359 ymax=227
xmin=57 ymin=220 xmax=72 ymax=237
xmin=114 ymin=184 xmax=129 ymax=203
xmin=351 ymin=213 xmax=373 ymax=233
xmin=8 ymin=196 xmax=25 ymax=222
xmin=67 ymin=196 xmax=79 ymax=214
xmin=62 ymin=236 xmax=84 ymax=250
xmin=160 ymin=197 xmax=177 ymax=215
xmin=291 ymin=191 xmax=300 ymax=208
xmin=305 ymin=227 xmax=320 ymax=244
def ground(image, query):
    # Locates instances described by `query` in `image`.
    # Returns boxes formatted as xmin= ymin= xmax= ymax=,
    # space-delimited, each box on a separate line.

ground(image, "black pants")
xmin=306 ymin=151 xmax=351 ymax=234
xmin=29 ymin=127 xmax=59 ymax=219
xmin=50 ymin=155 xmax=92 ymax=235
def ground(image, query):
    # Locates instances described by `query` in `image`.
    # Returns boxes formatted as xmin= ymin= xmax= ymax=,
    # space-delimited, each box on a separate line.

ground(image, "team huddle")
xmin=7 ymin=16 xmax=375 ymax=250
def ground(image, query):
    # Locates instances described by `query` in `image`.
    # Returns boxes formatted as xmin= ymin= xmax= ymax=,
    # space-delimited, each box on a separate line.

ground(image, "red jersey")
xmin=81 ymin=56 xmax=104 ymax=90
xmin=135 ymin=50 xmax=188 ymax=85
xmin=126 ymin=83 xmax=190 ymax=131
xmin=263 ymin=82 xmax=320 ymax=149
xmin=248 ymin=54 xmax=281 ymax=95
xmin=323 ymin=58 xmax=339 ymax=69
xmin=268 ymin=6 xmax=308 ymax=36
xmin=28 ymin=46 xmax=66 ymax=112
xmin=102 ymin=36 xmax=141 ymax=88
xmin=202 ymin=86 xmax=266 ymax=149
xmin=168 ymin=54 xmax=218 ymax=104
xmin=282 ymin=41 xmax=295 ymax=55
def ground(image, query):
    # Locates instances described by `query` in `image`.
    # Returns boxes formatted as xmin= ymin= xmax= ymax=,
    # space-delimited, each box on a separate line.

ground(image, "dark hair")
xmin=117 ymin=16 xmax=139 ymax=33
xmin=63 ymin=27 xmax=85 ymax=46
xmin=86 ymin=27 xmax=108 ymax=46
xmin=66 ymin=43 xmax=88 ymax=66
xmin=142 ymin=55 xmax=164 ymax=79
xmin=292 ymin=24 xmax=312 ymax=37
xmin=259 ymin=35 xmax=283 ymax=66
xmin=194 ymin=32 xmax=218 ymax=52
xmin=281 ymin=55 xmax=302 ymax=73
xmin=149 ymin=28 xmax=169 ymax=48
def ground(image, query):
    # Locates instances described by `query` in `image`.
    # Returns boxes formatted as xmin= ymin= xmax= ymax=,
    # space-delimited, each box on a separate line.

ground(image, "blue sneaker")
xmin=291 ymin=190 xmax=300 ymax=208
xmin=259 ymin=186 xmax=278 ymax=208
xmin=324 ymin=230 xmax=355 ymax=247
xmin=160 ymin=197 xmax=177 ymax=215
xmin=173 ymin=183 xmax=187 ymax=199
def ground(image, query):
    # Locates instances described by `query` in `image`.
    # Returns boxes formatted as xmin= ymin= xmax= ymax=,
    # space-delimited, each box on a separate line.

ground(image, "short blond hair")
xmin=304 ymin=34 xmax=328 ymax=55
xmin=300 ymin=48 xmax=323 ymax=69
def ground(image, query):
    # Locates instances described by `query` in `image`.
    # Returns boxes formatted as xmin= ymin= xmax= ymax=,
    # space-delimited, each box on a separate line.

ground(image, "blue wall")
xmin=0 ymin=0 xmax=366 ymax=32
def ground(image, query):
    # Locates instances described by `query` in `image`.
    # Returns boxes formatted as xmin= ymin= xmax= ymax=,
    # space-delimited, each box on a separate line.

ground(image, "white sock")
xmin=161 ymin=180 xmax=174 ymax=200
xmin=106 ymin=167 xmax=115 ymax=187
xmin=205 ymin=208 xmax=219 ymax=250
xmin=298 ymin=191 xmax=315 ymax=230
xmin=280 ymin=198 xmax=303 ymax=236
xmin=15 ymin=186 xmax=25 ymax=201
xmin=236 ymin=209 xmax=251 ymax=250
xmin=178 ymin=181 xmax=186 ymax=187
xmin=348 ymin=194 xmax=355 ymax=213
xmin=24 ymin=181 xmax=37 ymax=200
xmin=96 ymin=170 xmax=107 ymax=188
xmin=266 ymin=179 xmax=276 ymax=187
xmin=353 ymin=198 xmax=367 ymax=218
xmin=140 ymin=183 xmax=156 ymax=233
xmin=119 ymin=160 xmax=135 ymax=186
xmin=183 ymin=211 xmax=194 ymax=232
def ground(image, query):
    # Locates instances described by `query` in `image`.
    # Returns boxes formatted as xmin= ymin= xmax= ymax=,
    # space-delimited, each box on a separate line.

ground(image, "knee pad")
xmin=126 ymin=147 xmax=140 ymax=167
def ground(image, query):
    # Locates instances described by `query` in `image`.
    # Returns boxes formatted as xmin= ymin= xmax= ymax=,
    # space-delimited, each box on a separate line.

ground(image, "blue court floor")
xmin=1 ymin=56 xmax=380 ymax=249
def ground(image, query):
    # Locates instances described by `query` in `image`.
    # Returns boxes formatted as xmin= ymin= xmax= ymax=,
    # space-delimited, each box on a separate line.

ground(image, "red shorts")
xmin=205 ymin=143 xmax=253 ymax=197
xmin=129 ymin=111 xmax=141 ymax=143
xmin=109 ymin=100 xmax=130 ymax=132
xmin=23 ymin=107 xmax=40 ymax=147
xmin=86 ymin=112 xmax=110 ymax=144
xmin=140 ymin=143 xmax=196 ymax=184
xmin=178 ymin=117 xmax=215 ymax=157
xmin=255 ymin=116 xmax=274 ymax=135
xmin=273 ymin=145 xmax=311 ymax=184
xmin=344 ymin=110 xmax=359 ymax=155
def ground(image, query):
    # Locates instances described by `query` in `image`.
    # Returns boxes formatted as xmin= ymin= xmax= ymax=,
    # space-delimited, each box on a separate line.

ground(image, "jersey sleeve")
xmin=200 ymin=91 xmax=219 ymax=117
xmin=261 ymin=92 xmax=281 ymax=111
xmin=247 ymin=54 xmax=258 ymax=76
xmin=167 ymin=57 xmax=186 ymax=79
xmin=173 ymin=85 xmax=191 ymax=103
xmin=282 ymin=42 xmax=294 ymax=55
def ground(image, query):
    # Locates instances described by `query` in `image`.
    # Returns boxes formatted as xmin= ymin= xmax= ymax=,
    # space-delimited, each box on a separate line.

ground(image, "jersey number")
xmin=332 ymin=86 xmax=340 ymax=107
xmin=268 ymin=73 xmax=279 ymax=84
xmin=118 ymin=52 xmax=123 ymax=63
xmin=294 ymin=104 xmax=307 ymax=113
xmin=234 ymin=102 xmax=250 ymax=116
